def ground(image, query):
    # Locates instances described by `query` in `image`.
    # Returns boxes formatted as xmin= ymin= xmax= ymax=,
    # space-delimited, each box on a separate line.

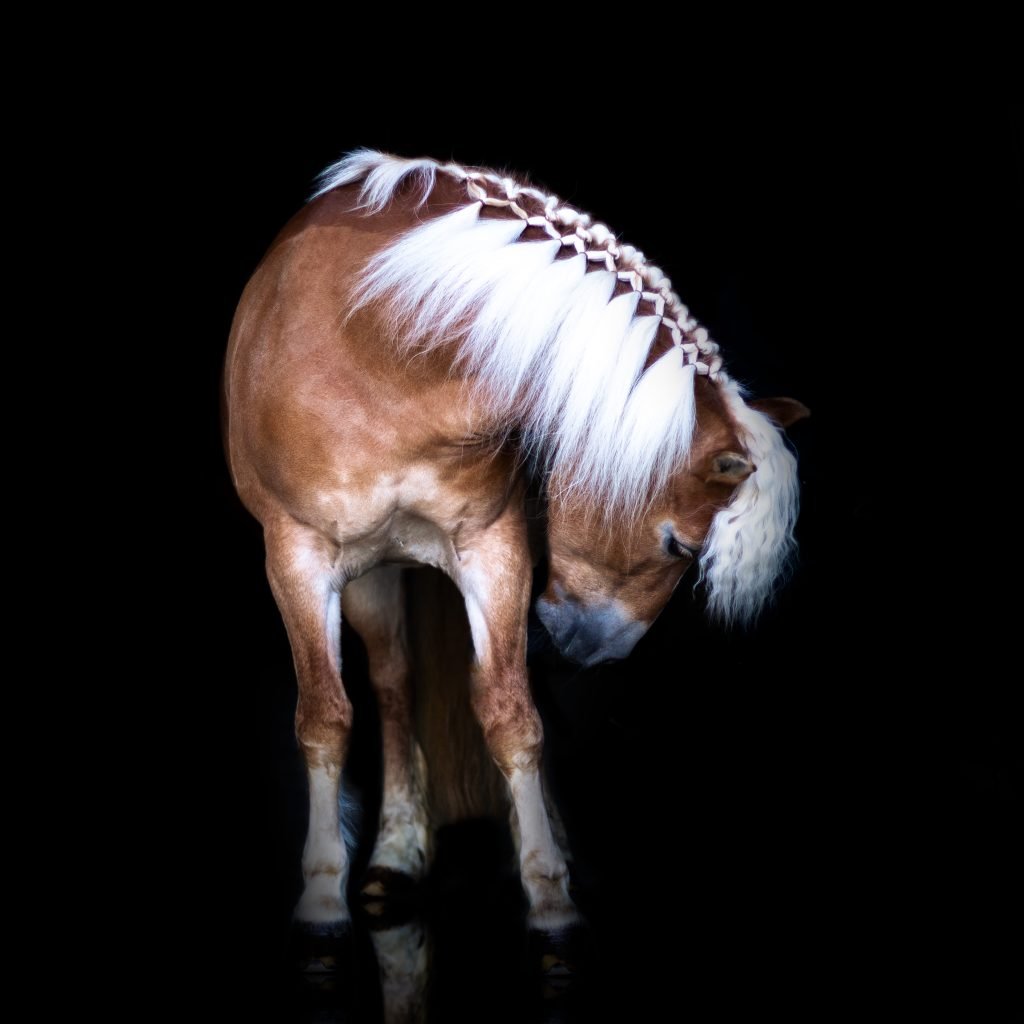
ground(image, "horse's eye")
xmin=666 ymin=535 xmax=699 ymax=560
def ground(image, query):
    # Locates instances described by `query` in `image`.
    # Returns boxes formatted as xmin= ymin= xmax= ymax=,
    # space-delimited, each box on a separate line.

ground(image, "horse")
xmin=224 ymin=149 xmax=807 ymax=954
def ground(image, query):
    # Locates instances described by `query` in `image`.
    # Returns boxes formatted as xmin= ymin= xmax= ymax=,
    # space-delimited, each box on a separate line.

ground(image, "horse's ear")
xmin=749 ymin=397 xmax=811 ymax=429
xmin=707 ymin=452 xmax=755 ymax=485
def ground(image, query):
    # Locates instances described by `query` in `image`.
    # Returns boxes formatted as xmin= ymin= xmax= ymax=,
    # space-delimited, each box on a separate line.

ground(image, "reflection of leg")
xmin=368 ymin=917 xmax=428 ymax=1024
xmin=344 ymin=567 xmax=429 ymax=892
xmin=265 ymin=519 xmax=352 ymax=932
xmin=455 ymin=503 xmax=580 ymax=933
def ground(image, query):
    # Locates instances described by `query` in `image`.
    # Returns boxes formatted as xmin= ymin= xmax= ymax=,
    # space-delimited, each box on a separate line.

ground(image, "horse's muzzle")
xmin=534 ymin=594 xmax=648 ymax=668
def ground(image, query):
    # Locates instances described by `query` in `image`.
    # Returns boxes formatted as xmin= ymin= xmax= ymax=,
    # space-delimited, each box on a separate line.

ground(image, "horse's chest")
xmin=318 ymin=460 xmax=510 ymax=580
xmin=327 ymin=506 xmax=457 ymax=577
xmin=378 ymin=512 xmax=457 ymax=571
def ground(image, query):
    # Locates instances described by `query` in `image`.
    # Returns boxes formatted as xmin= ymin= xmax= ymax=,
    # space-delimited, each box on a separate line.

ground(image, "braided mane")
xmin=313 ymin=151 xmax=799 ymax=623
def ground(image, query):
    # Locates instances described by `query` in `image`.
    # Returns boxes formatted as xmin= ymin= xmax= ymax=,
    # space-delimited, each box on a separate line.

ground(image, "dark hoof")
xmin=290 ymin=918 xmax=353 ymax=974
xmin=529 ymin=922 xmax=587 ymax=982
xmin=360 ymin=866 xmax=418 ymax=902
xmin=362 ymin=899 xmax=420 ymax=932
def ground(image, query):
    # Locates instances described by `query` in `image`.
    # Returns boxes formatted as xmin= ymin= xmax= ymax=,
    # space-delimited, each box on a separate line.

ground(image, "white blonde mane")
xmin=313 ymin=150 xmax=799 ymax=624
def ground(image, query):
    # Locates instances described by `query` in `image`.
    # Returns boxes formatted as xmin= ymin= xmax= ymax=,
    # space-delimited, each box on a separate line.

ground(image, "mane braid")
xmin=313 ymin=150 xmax=726 ymax=524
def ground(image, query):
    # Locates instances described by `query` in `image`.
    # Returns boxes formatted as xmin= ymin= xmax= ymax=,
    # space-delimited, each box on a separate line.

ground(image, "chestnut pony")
xmin=225 ymin=151 xmax=806 ymax=943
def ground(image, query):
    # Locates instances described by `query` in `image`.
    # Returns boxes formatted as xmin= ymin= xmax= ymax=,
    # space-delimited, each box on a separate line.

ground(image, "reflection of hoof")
xmin=290 ymin=919 xmax=353 ymax=974
xmin=360 ymin=865 xmax=418 ymax=901
xmin=529 ymin=923 xmax=586 ymax=983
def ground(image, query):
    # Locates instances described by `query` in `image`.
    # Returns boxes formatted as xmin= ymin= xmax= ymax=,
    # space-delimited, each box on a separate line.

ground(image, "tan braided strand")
xmin=462 ymin=171 xmax=723 ymax=379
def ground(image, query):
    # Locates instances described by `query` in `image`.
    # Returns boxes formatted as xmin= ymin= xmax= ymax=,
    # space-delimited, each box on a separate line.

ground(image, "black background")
xmin=163 ymin=83 xmax=1018 ymax=1018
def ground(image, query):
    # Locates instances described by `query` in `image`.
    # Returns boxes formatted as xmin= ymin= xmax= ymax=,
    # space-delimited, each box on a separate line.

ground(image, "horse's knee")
xmin=471 ymin=684 xmax=543 ymax=774
xmin=296 ymin=693 xmax=353 ymax=762
xmin=497 ymin=733 xmax=543 ymax=775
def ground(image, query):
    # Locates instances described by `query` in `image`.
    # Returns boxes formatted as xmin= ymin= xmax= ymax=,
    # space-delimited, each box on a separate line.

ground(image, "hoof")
xmin=362 ymin=897 xmax=419 ymax=932
xmin=360 ymin=866 xmax=418 ymax=902
xmin=290 ymin=918 xmax=353 ymax=974
xmin=528 ymin=923 xmax=586 ymax=982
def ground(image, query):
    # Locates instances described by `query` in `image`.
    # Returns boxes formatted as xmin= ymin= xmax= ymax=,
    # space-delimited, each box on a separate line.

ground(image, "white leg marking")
xmin=369 ymin=741 xmax=429 ymax=879
xmin=296 ymin=762 xmax=351 ymax=924
xmin=510 ymin=767 xmax=579 ymax=931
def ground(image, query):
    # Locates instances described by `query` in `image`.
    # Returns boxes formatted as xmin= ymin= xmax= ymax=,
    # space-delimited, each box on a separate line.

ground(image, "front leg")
xmin=454 ymin=497 xmax=580 ymax=934
xmin=264 ymin=518 xmax=353 ymax=937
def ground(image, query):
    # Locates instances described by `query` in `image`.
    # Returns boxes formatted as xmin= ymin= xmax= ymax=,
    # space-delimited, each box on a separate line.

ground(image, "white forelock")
xmin=699 ymin=379 xmax=801 ymax=625
xmin=314 ymin=151 xmax=797 ymax=620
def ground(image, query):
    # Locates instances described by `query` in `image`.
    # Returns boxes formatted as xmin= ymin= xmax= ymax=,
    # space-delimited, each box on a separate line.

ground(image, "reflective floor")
xmin=282 ymin=905 xmax=588 ymax=1024
xmin=178 ymin=803 xmax=1021 ymax=1022
xmin=201 ymin=820 xmax=643 ymax=1024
